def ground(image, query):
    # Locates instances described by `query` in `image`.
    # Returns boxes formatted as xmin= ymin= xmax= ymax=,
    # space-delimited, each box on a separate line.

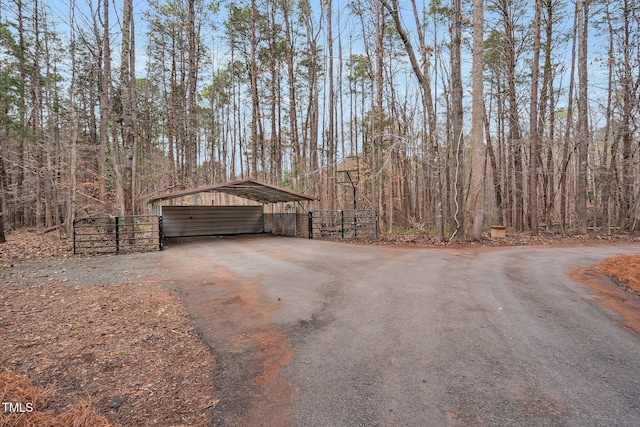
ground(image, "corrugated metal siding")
xmin=263 ymin=213 xmax=308 ymax=237
xmin=162 ymin=206 xmax=264 ymax=237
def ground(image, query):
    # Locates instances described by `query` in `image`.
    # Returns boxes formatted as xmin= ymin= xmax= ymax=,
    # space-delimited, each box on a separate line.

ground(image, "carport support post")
xmin=341 ymin=210 xmax=345 ymax=238
xmin=308 ymin=212 xmax=313 ymax=239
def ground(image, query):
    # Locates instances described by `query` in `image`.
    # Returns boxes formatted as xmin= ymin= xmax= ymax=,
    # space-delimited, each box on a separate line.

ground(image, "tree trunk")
xmin=450 ymin=0 xmax=465 ymax=241
xmin=600 ymin=4 xmax=614 ymax=234
xmin=119 ymin=0 xmax=136 ymax=216
xmin=327 ymin=0 xmax=336 ymax=210
xmin=186 ymin=0 xmax=199 ymax=187
xmin=484 ymin=105 xmax=503 ymax=226
xmin=301 ymin=2 xmax=319 ymax=193
xmin=32 ymin=0 xmax=43 ymax=227
xmin=374 ymin=1 xmax=385 ymax=230
xmin=98 ymin=0 xmax=111 ymax=199
xmin=66 ymin=0 xmax=78 ymax=238
xmin=466 ymin=0 xmax=485 ymax=240
xmin=17 ymin=0 xmax=27 ymax=226
xmin=0 ymin=118 xmax=6 ymax=243
xmin=529 ymin=0 xmax=541 ymax=235
xmin=618 ymin=0 xmax=637 ymax=231
xmin=250 ymin=0 xmax=259 ymax=179
xmin=576 ymin=0 xmax=589 ymax=235
xmin=560 ymin=1 xmax=578 ymax=235
xmin=268 ymin=0 xmax=279 ymax=184
xmin=501 ymin=1 xmax=524 ymax=231
xmin=283 ymin=0 xmax=300 ymax=181
xmin=540 ymin=0 xmax=556 ymax=232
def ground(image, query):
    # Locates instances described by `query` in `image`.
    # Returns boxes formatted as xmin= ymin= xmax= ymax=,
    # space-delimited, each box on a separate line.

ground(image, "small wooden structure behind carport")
xmin=147 ymin=179 xmax=317 ymax=238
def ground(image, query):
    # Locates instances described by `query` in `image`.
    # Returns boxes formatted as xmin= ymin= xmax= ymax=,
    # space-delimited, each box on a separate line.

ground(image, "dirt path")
xmin=568 ymin=266 xmax=640 ymax=335
xmin=160 ymin=237 xmax=295 ymax=426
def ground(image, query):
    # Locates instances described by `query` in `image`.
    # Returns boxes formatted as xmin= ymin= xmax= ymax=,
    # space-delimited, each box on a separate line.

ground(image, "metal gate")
xmin=308 ymin=210 xmax=378 ymax=240
xmin=73 ymin=215 xmax=163 ymax=255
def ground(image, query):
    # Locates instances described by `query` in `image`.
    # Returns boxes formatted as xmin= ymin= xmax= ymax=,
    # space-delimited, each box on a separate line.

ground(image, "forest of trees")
xmin=0 ymin=0 xmax=639 ymax=243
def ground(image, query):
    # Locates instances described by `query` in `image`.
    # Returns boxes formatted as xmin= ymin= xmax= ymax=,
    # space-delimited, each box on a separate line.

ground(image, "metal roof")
xmin=147 ymin=178 xmax=318 ymax=205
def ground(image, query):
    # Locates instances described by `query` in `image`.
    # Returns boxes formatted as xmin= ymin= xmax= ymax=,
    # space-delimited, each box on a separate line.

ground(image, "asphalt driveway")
xmin=160 ymin=236 xmax=640 ymax=426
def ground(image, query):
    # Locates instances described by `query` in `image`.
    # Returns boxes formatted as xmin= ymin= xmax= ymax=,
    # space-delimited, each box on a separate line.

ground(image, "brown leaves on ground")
xmin=598 ymin=255 xmax=640 ymax=294
xmin=0 ymin=229 xmax=72 ymax=270
xmin=371 ymin=231 xmax=640 ymax=248
xmin=0 ymin=279 xmax=215 ymax=426
xmin=0 ymin=231 xmax=215 ymax=426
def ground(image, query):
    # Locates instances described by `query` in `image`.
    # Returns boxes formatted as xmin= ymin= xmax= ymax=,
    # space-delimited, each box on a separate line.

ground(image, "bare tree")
xmin=300 ymin=0 xmax=321 ymax=193
xmin=282 ymin=0 xmax=301 ymax=179
xmin=450 ymin=0 xmax=465 ymax=241
xmin=615 ymin=0 xmax=639 ymax=231
xmin=372 ymin=0 xmax=385 ymax=229
xmin=529 ymin=0 xmax=542 ymax=235
xmin=326 ymin=0 xmax=336 ymax=210
xmin=66 ymin=0 xmax=78 ymax=237
xmin=559 ymin=1 xmax=578 ymax=235
xmin=98 ymin=0 xmax=111 ymax=198
xmin=491 ymin=0 xmax=525 ymax=231
xmin=382 ymin=0 xmax=444 ymax=241
xmin=540 ymin=0 xmax=557 ymax=233
xmin=119 ymin=0 xmax=137 ymax=215
xmin=186 ymin=0 xmax=199 ymax=186
xmin=466 ymin=0 xmax=486 ymax=240
xmin=249 ymin=0 xmax=260 ymax=178
xmin=600 ymin=3 xmax=615 ymax=235
xmin=576 ymin=0 xmax=589 ymax=234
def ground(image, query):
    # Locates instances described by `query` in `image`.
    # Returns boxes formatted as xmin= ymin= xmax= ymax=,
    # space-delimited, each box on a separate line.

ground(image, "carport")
xmin=147 ymin=179 xmax=317 ymax=238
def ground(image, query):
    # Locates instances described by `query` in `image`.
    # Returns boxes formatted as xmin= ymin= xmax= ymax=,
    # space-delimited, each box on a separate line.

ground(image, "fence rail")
xmin=73 ymin=215 xmax=163 ymax=255
xmin=308 ymin=209 xmax=378 ymax=240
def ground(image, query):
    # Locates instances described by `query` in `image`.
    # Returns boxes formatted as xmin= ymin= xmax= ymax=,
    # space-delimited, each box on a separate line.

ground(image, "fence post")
xmin=308 ymin=212 xmax=313 ymax=239
xmin=354 ymin=209 xmax=358 ymax=238
xmin=158 ymin=215 xmax=164 ymax=250
xmin=341 ymin=210 xmax=344 ymax=238
xmin=375 ymin=211 xmax=379 ymax=240
xmin=115 ymin=216 xmax=120 ymax=253
xmin=72 ymin=219 xmax=77 ymax=255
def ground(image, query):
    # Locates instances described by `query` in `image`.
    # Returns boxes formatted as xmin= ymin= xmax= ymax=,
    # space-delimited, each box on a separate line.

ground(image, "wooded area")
xmin=0 ymin=0 xmax=639 ymax=243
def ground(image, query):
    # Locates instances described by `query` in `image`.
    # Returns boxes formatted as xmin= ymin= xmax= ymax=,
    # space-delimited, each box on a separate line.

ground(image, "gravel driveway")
xmin=159 ymin=236 xmax=640 ymax=427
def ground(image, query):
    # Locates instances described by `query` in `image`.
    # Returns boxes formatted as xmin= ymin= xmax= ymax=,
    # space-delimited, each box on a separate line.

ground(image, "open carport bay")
xmin=160 ymin=236 xmax=640 ymax=426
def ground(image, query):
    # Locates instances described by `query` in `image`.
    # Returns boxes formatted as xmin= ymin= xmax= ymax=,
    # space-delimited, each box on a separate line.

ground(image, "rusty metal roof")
xmin=147 ymin=178 xmax=317 ymax=204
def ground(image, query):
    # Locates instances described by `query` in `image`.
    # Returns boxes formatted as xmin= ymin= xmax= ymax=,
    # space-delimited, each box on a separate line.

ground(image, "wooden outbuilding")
xmin=147 ymin=179 xmax=317 ymax=238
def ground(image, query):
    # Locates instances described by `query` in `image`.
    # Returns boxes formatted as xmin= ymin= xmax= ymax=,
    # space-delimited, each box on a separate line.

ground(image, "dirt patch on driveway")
xmin=569 ymin=266 xmax=640 ymax=335
xmin=162 ymin=245 xmax=295 ymax=426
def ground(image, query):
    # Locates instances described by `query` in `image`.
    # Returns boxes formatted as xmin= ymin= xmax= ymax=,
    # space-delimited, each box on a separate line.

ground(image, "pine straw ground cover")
xmin=598 ymin=254 xmax=640 ymax=295
xmin=1 ymin=230 xmax=215 ymax=426
xmin=0 ymin=369 xmax=112 ymax=426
